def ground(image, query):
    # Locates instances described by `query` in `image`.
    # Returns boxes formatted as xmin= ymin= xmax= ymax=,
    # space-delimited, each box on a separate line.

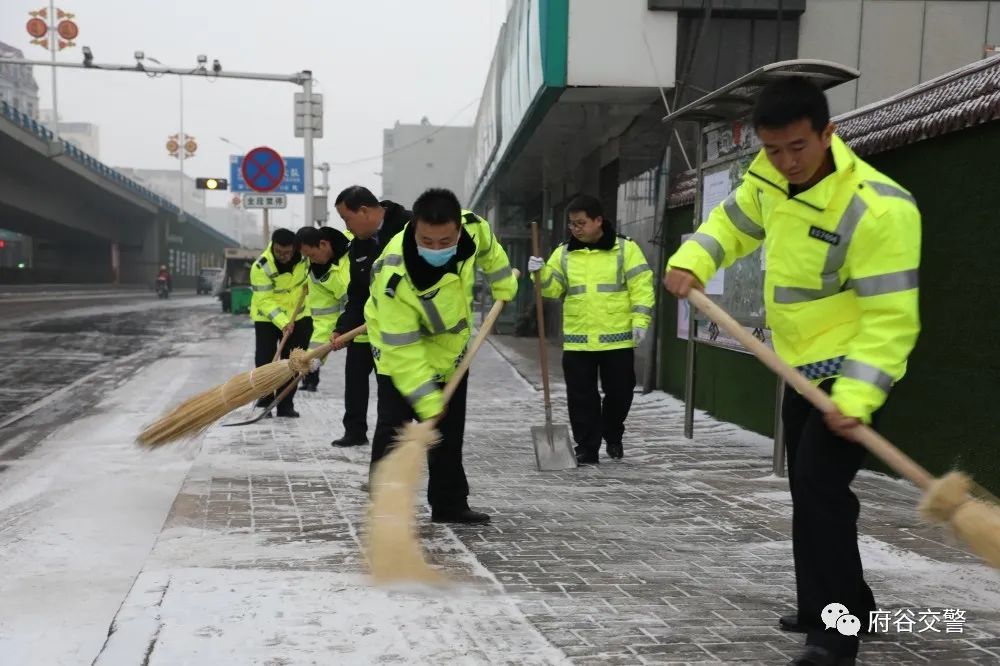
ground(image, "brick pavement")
xmin=96 ymin=326 xmax=1000 ymax=665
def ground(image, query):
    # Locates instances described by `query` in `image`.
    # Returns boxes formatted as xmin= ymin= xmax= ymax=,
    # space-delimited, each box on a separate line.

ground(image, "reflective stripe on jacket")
xmin=249 ymin=244 xmax=310 ymax=329
xmin=534 ymin=231 xmax=655 ymax=351
xmin=667 ymin=135 xmax=921 ymax=422
xmin=365 ymin=211 xmax=517 ymax=420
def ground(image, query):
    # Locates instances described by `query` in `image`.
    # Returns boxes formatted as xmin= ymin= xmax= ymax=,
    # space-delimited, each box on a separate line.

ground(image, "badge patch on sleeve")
xmin=808 ymin=226 xmax=841 ymax=246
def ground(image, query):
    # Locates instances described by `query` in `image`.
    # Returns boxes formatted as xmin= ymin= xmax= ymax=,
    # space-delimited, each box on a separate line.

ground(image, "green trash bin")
xmin=230 ymin=286 xmax=253 ymax=314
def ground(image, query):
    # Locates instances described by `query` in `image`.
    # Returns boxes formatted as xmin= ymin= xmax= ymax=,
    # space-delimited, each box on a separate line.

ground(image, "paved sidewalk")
xmin=96 ymin=328 xmax=1000 ymax=665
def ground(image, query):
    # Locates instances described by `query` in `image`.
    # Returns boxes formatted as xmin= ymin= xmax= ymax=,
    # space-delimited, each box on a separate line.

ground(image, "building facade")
xmin=0 ymin=42 xmax=39 ymax=120
xmin=381 ymin=118 xmax=474 ymax=207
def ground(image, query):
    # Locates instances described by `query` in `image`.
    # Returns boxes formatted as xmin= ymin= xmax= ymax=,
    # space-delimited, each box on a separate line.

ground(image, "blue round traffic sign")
xmin=241 ymin=146 xmax=285 ymax=193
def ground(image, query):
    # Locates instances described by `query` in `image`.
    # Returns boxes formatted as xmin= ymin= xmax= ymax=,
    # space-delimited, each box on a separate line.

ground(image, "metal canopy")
xmin=662 ymin=59 xmax=860 ymax=125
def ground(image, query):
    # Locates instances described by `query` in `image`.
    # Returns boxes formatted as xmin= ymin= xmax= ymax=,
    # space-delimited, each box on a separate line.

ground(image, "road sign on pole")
xmin=241 ymin=146 xmax=285 ymax=193
xmin=229 ymin=154 xmax=304 ymax=193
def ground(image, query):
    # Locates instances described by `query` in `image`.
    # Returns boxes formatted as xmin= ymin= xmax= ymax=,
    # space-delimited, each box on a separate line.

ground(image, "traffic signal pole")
xmin=0 ymin=55 xmax=319 ymax=228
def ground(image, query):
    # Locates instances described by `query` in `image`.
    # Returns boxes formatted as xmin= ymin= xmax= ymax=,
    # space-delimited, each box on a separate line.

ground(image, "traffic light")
xmin=195 ymin=177 xmax=229 ymax=191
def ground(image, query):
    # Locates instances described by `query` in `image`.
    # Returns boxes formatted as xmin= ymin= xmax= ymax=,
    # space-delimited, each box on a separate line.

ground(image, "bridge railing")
xmin=1 ymin=101 xmax=237 ymax=246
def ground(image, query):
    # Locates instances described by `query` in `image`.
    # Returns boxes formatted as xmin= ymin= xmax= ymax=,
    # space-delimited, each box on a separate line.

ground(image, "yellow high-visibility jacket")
xmin=668 ymin=135 xmax=921 ymax=423
xmin=365 ymin=211 xmax=517 ymax=420
xmin=307 ymin=255 xmax=350 ymax=352
xmin=249 ymin=244 xmax=310 ymax=329
xmin=533 ymin=226 xmax=655 ymax=351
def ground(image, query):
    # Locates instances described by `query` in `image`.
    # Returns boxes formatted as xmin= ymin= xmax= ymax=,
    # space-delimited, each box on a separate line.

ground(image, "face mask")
xmin=418 ymin=244 xmax=457 ymax=267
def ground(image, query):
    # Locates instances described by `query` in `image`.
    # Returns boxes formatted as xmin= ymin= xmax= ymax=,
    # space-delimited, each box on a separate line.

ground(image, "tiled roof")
xmin=667 ymin=56 xmax=1000 ymax=207
xmin=835 ymin=55 xmax=1000 ymax=156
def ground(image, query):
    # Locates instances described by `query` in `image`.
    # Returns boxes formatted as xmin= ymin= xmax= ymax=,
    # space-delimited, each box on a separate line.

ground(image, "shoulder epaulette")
xmin=617 ymin=233 xmax=632 ymax=241
xmin=462 ymin=212 xmax=481 ymax=225
xmin=256 ymin=257 xmax=267 ymax=267
xmin=384 ymin=273 xmax=403 ymax=298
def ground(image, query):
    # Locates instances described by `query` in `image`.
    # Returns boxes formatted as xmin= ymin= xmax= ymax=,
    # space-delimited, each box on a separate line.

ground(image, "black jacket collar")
xmin=309 ymin=228 xmax=350 ymax=278
xmin=375 ymin=200 xmax=410 ymax=244
xmin=402 ymin=223 xmax=476 ymax=292
xmin=567 ymin=220 xmax=616 ymax=252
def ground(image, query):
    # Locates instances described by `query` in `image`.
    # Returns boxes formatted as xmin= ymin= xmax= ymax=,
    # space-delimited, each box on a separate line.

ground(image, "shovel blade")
xmin=531 ymin=423 xmax=576 ymax=471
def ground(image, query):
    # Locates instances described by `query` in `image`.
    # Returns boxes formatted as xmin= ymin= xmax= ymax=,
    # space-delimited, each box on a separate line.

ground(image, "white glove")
xmin=633 ymin=327 xmax=647 ymax=344
xmin=528 ymin=256 xmax=545 ymax=273
xmin=308 ymin=358 xmax=322 ymax=373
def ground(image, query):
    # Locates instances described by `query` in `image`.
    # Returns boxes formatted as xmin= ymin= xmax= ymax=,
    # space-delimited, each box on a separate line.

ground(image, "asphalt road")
xmin=0 ymin=291 xmax=238 ymax=465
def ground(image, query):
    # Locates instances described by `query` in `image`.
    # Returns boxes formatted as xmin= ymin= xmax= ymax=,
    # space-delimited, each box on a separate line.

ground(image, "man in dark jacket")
xmin=329 ymin=185 xmax=411 ymax=448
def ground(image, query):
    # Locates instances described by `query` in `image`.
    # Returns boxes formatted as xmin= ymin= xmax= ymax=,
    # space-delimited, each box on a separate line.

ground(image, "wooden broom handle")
xmin=686 ymin=289 xmax=935 ymax=490
xmin=439 ymin=268 xmax=520 ymax=412
xmin=302 ymin=324 xmax=368 ymax=362
xmin=530 ymin=222 xmax=554 ymax=410
xmin=274 ymin=285 xmax=309 ymax=362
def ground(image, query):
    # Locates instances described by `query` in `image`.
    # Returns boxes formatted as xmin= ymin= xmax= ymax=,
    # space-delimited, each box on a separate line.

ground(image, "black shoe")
xmin=576 ymin=452 xmax=599 ymax=465
xmin=299 ymin=383 xmax=318 ymax=392
xmin=331 ymin=435 xmax=369 ymax=448
xmin=276 ymin=407 xmax=299 ymax=418
xmin=788 ymin=646 xmax=855 ymax=666
xmin=255 ymin=396 xmax=273 ymax=409
xmin=431 ymin=508 xmax=491 ymax=524
xmin=606 ymin=442 xmax=623 ymax=459
xmin=780 ymin=614 xmax=807 ymax=634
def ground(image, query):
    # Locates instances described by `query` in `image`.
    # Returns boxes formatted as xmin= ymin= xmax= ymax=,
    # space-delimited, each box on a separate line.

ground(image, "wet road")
xmin=0 ymin=292 xmax=238 ymax=464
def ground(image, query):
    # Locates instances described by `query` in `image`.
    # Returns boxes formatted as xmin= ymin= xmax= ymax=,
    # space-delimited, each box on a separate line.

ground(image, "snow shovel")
xmin=530 ymin=221 xmax=576 ymax=471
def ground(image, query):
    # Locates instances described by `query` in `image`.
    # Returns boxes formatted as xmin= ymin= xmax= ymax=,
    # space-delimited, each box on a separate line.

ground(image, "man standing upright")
xmin=329 ymin=186 xmax=411 ymax=448
xmin=665 ymin=77 xmax=921 ymax=666
xmin=249 ymin=227 xmax=312 ymax=418
xmin=528 ymin=194 xmax=655 ymax=465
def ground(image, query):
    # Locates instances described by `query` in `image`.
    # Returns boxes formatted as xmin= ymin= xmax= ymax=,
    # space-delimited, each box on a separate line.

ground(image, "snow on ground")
xmin=0 ymin=332 xmax=241 ymax=666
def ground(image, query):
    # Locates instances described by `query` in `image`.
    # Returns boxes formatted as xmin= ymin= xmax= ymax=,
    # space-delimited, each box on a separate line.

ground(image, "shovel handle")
xmin=531 ymin=222 xmax=554 ymax=411
xmin=685 ymin=289 xmax=934 ymax=490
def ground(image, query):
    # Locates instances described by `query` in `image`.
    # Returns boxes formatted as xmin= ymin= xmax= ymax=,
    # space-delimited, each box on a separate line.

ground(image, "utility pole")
xmin=1 ymin=53 xmax=320 ymax=228
xmin=48 ymin=0 xmax=59 ymax=141
xmin=302 ymin=72 xmax=314 ymax=226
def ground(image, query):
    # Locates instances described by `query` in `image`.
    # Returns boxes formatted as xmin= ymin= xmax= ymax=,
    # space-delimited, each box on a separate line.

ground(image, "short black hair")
xmin=271 ymin=228 xmax=297 ymax=247
xmin=412 ymin=188 xmax=462 ymax=226
xmin=752 ymin=76 xmax=830 ymax=132
xmin=566 ymin=194 xmax=604 ymax=220
xmin=297 ymin=226 xmax=348 ymax=253
xmin=334 ymin=185 xmax=380 ymax=212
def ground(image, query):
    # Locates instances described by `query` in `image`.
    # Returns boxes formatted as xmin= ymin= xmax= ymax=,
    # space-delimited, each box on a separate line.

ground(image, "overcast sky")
xmin=0 ymin=0 xmax=505 ymax=229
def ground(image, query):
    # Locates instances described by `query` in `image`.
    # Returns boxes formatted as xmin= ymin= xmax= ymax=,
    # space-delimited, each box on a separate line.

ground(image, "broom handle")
xmin=274 ymin=285 xmax=309 ymax=362
xmin=302 ymin=324 xmax=367 ymax=362
xmin=686 ymin=289 xmax=935 ymax=490
xmin=438 ymin=269 xmax=520 ymax=412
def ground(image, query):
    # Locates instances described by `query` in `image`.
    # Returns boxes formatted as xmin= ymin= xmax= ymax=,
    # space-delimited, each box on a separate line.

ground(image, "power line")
xmin=329 ymin=96 xmax=480 ymax=167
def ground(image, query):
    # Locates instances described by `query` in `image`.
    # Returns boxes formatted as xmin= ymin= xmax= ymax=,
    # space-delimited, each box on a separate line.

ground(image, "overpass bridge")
xmin=0 ymin=101 xmax=238 ymax=287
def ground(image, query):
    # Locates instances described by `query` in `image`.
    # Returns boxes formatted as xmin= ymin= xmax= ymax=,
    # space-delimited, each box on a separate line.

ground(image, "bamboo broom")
xmin=686 ymin=289 xmax=1000 ymax=569
xmin=368 ymin=289 xmax=515 ymax=585
xmin=232 ymin=285 xmax=309 ymax=423
xmin=136 ymin=324 xmax=367 ymax=447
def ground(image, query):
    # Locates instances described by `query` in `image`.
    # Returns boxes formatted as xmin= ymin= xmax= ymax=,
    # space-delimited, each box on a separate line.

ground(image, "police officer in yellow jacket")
xmin=529 ymin=194 xmax=655 ymax=464
xmin=366 ymin=188 xmax=517 ymax=524
xmin=665 ymin=78 xmax=920 ymax=666
xmin=250 ymin=228 xmax=313 ymax=417
xmin=296 ymin=226 xmax=351 ymax=391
